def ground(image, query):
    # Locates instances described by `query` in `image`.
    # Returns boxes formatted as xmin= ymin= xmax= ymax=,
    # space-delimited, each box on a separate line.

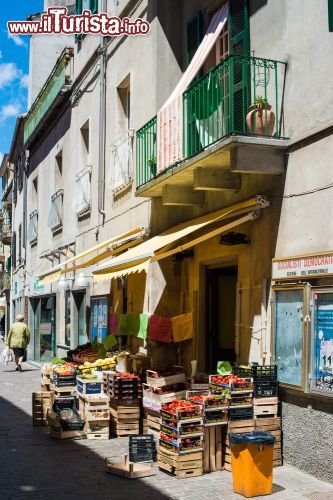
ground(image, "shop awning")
xmin=38 ymin=227 xmax=148 ymax=284
xmin=93 ymin=196 xmax=269 ymax=281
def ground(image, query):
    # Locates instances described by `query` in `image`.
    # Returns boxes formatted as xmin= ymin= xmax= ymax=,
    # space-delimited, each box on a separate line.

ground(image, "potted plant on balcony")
xmin=246 ymin=96 xmax=275 ymax=136
xmin=148 ymin=156 xmax=157 ymax=177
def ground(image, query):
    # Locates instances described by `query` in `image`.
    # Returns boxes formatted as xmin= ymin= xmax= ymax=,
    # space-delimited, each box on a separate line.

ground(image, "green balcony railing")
xmin=136 ymin=116 xmax=157 ymax=188
xmin=24 ymin=48 xmax=73 ymax=144
xmin=136 ymin=55 xmax=287 ymax=189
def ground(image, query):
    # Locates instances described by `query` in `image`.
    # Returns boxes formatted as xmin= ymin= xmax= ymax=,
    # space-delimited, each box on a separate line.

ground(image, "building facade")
xmin=5 ymin=0 xmax=333 ymax=483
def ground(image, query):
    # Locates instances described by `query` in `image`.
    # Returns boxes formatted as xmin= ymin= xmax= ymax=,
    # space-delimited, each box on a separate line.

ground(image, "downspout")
xmin=98 ymin=0 xmax=107 ymax=221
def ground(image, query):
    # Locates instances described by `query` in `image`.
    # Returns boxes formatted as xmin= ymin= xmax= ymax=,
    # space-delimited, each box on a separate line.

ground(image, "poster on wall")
xmin=313 ymin=292 xmax=333 ymax=394
xmin=91 ymin=296 xmax=109 ymax=342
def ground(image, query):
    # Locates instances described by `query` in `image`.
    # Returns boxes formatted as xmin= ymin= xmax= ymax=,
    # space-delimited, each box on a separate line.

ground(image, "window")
xmin=110 ymin=79 xmax=134 ymax=191
xmin=80 ymin=120 xmax=90 ymax=167
xmin=48 ymin=190 xmax=64 ymax=233
xmin=27 ymin=211 xmax=38 ymax=246
xmin=187 ymin=11 xmax=203 ymax=67
xmin=55 ymin=151 xmax=63 ymax=192
xmin=274 ymin=288 xmax=305 ymax=387
xmin=72 ymin=165 xmax=91 ymax=217
xmin=76 ymin=0 xmax=98 ymax=15
xmin=18 ymin=224 xmax=22 ymax=262
xmin=329 ymin=0 xmax=333 ymax=32
xmin=311 ymin=290 xmax=333 ymax=396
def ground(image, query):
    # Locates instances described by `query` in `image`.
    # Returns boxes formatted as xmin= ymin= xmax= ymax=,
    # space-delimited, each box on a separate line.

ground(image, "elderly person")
xmin=7 ymin=314 xmax=30 ymax=372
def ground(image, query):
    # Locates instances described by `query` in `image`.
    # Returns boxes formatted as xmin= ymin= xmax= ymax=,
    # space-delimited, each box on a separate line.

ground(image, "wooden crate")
xmin=110 ymin=423 xmax=140 ymax=437
xmin=87 ymin=431 xmax=109 ymax=440
xmin=157 ymin=446 xmax=203 ymax=479
xmin=223 ymin=417 xmax=282 ymax=470
xmin=49 ymin=426 xmax=86 ymax=440
xmin=32 ymin=391 xmax=54 ymax=426
xmin=110 ymin=402 xmax=140 ymax=420
xmin=50 ymin=384 xmax=76 ymax=397
xmin=203 ymin=425 xmax=224 ymax=473
xmin=254 ymin=404 xmax=278 ymax=419
xmin=105 ymin=456 xmax=155 ymax=479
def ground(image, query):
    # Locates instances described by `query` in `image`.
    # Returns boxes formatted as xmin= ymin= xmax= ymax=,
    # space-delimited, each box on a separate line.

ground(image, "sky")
xmin=0 ymin=1 xmax=44 ymax=164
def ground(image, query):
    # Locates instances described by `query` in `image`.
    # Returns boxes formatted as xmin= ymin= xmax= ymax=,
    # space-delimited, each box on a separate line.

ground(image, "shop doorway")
xmin=206 ymin=266 xmax=237 ymax=371
xmin=30 ymin=296 xmax=56 ymax=362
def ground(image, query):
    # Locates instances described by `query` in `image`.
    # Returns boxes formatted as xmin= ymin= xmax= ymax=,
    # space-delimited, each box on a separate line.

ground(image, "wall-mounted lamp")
xmin=75 ymin=272 xmax=93 ymax=288
xmin=219 ymin=232 xmax=250 ymax=246
xmin=57 ymin=276 xmax=73 ymax=291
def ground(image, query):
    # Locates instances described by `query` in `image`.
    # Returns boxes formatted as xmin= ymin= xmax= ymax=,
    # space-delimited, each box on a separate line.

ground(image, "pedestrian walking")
xmin=6 ymin=314 xmax=30 ymax=372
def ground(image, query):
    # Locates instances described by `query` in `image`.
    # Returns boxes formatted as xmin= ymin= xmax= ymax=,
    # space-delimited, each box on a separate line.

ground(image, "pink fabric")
xmin=148 ymin=315 xmax=173 ymax=343
xmin=157 ymin=3 xmax=228 ymax=172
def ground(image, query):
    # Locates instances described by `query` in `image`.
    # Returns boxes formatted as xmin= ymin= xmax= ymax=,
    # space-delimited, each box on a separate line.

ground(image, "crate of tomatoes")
xmin=159 ymin=432 xmax=203 ymax=454
xmin=161 ymin=400 xmax=202 ymax=423
xmin=186 ymin=391 xmax=230 ymax=411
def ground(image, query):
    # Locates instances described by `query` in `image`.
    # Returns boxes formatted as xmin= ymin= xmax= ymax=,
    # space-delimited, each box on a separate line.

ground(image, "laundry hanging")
xmin=172 ymin=312 xmax=193 ymax=342
xmin=157 ymin=3 xmax=228 ymax=172
xmin=148 ymin=315 xmax=173 ymax=343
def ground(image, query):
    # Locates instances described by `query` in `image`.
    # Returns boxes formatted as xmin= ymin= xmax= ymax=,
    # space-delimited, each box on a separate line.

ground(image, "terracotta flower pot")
xmin=246 ymin=103 xmax=275 ymax=136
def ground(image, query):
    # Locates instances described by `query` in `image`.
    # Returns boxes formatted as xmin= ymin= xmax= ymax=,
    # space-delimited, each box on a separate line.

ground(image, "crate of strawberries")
xmin=160 ymin=400 xmax=202 ymax=423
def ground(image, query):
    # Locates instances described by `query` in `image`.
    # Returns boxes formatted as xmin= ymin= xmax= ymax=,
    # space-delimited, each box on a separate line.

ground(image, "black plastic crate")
xmin=233 ymin=364 xmax=277 ymax=381
xmin=254 ymin=381 xmax=278 ymax=397
xmin=53 ymin=396 xmax=77 ymax=412
xmin=51 ymin=372 xmax=77 ymax=387
xmin=129 ymin=435 xmax=157 ymax=462
xmin=229 ymin=407 xmax=254 ymax=421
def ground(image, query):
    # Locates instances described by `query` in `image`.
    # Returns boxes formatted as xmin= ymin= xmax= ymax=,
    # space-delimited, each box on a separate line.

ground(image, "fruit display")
xmin=161 ymin=400 xmax=202 ymax=422
xmin=161 ymin=421 xmax=203 ymax=438
xmin=78 ymin=356 xmax=117 ymax=373
xmin=230 ymin=377 xmax=254 ymax=392
xmin=204 ymin=409 xmax=228 ymax=426
xmin=229 ymin=394 xmax=253 ymax=408
xmin=159 ymin=433 xmax=203 ymax=453
xmin=104 ymin=372 xmax=142 ymax=400
xmin=187 ymin=391 xmax=229 ymax=410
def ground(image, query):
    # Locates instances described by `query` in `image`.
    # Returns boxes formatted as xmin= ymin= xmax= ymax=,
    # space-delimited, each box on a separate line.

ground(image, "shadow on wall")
xmin=0 ymin=394 xmax=170 ymax=500
xmin=28 ymin=106 xmax=72 ymax=175
xmin=249 ymin=0 xmax=268 ymax=16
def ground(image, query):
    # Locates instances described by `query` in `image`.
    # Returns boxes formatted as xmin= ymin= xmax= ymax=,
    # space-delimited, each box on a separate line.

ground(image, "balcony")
xmin=110 ymin=129 xmax=134 ymax=196
xmin=136 ymin=55 xmax=288 ymax=203
xmin=0 ymin=271 xmax=11 ymax=291
xmin=0 ymin=209 xmax=12 ymax=245
xmin=24 ymin=48 xmax=74 ymax=147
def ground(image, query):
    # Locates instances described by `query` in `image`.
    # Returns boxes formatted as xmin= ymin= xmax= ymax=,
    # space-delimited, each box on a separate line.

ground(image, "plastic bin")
xmin=230 ymin=431 xmax=275 ymax=498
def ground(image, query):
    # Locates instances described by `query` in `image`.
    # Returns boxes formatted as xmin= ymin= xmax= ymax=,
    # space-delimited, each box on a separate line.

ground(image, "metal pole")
xmin=98 ymin=0 xmax=107 ymax=219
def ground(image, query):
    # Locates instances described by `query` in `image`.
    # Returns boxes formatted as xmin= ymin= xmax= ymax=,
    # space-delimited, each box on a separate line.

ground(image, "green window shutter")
xmin=89 ymin=0 xmax=98 ymax=14
xmin=228 ymin=0 xmax=250 ymax=134
xmin=76 ymin=0 xmax=82 ymax=14
xmin=186 ymin=11 xmax=203 ymax=67
xmin=329 ymin=0 xmax=333 ymax=31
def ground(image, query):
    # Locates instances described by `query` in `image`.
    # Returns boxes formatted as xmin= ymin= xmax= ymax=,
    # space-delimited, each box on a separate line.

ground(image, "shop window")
xmin=274 ymin=289 xmax=304 ymax=387
xmin=91 ymin=296 xmax=109 ymax=342
xmin=311 ymin=290 xmax=333 ymax=396
xmin=65 ymin=290 xmax=71 ymax=347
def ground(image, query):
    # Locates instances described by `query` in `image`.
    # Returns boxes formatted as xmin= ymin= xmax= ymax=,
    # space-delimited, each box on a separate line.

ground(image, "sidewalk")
xmin=0 ymin=354 xmax=332 ymax=500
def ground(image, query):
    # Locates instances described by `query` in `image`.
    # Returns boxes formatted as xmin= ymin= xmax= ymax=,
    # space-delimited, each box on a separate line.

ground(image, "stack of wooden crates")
xmin=79 ymin=394 xmax=110 ymax=440
xmin=32 ymin=391 xmax=54 ymax=426
xmin=223 ymin=364 xmax=281 ymax=470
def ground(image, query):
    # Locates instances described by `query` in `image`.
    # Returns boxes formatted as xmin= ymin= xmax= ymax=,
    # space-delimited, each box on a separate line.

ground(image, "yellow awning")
xmin=38 ymin=227 xmax=147 ymax=281
xmin=93 ymin=196 xmax=268 ymax=280
xmin=39 ymin=271 xmax=61 ymax=286
xmin=93 ymin=260 xmax=151 ymax=283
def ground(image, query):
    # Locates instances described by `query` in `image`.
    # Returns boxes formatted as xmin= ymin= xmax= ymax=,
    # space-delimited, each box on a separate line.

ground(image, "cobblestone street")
xmin=0 ymin=355 xmax=332 ymax=500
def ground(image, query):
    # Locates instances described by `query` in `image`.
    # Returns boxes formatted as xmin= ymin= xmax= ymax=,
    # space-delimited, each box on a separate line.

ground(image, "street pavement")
xmin=0 ymin=349 xmax=333 ymax=500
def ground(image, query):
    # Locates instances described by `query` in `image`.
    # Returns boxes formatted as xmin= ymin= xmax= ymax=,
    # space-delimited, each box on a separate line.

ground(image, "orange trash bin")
xmin=230 ymin=431 xmax=275 ymax=498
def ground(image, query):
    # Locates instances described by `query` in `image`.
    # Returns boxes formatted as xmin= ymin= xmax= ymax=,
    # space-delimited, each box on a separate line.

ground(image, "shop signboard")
xmin=29 ymin=277 xmax=51 ymax=296
xmin=312 ymin=292 xmax=333 ymax=394
xmin=91 ymin=296 xmax=108 ymax=342
xmin=273 ymin=251 xmax=333 ymax=280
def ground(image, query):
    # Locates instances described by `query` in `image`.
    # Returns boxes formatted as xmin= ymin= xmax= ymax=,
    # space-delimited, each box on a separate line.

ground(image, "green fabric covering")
xmin=117 ymin=314 xmax=128 ymax=335
xmin=102 ymin=335 xmax=117 ymax=349
xmin=138 ymin=314 xmax=149 ymax=340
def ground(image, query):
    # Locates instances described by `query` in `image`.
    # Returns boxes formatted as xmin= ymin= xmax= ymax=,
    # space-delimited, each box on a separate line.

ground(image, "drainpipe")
xmin=98 ymin=0 xmax=107 ymax=221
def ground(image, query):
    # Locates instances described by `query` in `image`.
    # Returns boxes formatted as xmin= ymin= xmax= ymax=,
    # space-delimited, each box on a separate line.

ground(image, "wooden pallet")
xmin=49 ymin=426 xmax=86 ymax=440
xmin=157 ymin=446 xmax=203 ymax=479
xmin=203 ymin=425 xmax=224 ymax=473
xmin=32 ymin=391 xmax=54 ymax=426
xmin=253 ymin=397 xmax=278 ymax=406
